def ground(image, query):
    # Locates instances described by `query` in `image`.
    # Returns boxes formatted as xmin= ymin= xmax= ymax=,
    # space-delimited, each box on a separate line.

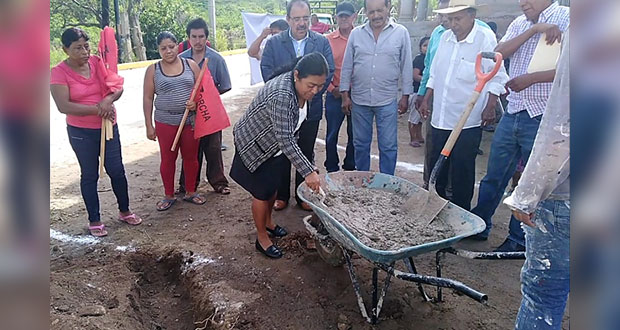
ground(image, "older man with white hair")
xmin=418 ymin=0 xmax=508 ymax=211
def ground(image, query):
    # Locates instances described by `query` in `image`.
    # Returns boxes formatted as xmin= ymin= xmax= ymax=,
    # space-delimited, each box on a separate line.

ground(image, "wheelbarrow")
xmin=298 ymin=171 xmax=525 ymax=324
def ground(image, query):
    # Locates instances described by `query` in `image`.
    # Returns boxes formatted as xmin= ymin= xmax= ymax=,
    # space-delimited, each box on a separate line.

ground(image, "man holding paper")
xmin=469 ymin=0 xmax=569 ymax=252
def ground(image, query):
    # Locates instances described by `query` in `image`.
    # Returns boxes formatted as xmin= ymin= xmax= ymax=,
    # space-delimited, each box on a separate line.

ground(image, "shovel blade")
xmin=403 ymin=190 xmax=449 ymax=224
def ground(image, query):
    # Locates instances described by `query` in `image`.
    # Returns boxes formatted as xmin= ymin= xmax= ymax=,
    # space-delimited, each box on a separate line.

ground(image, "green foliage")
xmin=429 ymin=0 xmax=439 ymax=11
xmin=215 ymin=32 xmax=229 ymax=52
xmin=211 ymin=0 xmax=285 ymax=51
xmin=51 ymin=0 xmax=290 ymax=62
xmin=50 ymin=26 xmax=103 ymax=67
xmin=140 ymin=0 xmax=286 ymax=58
xmin=140 ymin=0 xmax=210 ymax=59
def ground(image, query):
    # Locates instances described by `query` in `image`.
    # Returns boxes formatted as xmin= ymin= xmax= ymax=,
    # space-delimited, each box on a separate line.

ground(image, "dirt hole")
xmin=127 ymin=250 xmax=247 ymax=330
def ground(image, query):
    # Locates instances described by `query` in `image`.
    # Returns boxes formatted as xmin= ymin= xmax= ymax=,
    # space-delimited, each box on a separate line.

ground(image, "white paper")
xmin=527 ymin=33 xmax=562 ymax=73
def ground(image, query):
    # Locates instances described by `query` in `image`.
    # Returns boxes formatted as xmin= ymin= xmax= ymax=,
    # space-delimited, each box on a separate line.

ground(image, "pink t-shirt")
xmin=50 ymin=56 xmax=116 ymax=129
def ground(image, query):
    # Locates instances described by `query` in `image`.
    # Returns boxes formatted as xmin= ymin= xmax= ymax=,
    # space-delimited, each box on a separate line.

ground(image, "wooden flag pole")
xmin=106 ymin=119 xmax=113 ymax=140
xmin=99 ymin=118 xmax=106 ymax=175
xmin=171 ymin=59 xmax=209 ymax=152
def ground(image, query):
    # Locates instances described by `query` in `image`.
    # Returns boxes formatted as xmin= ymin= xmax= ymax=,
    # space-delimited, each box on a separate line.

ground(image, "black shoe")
xmin=266 ymin=225 xmax=288 ymax=237
xmin=467 ymin=233 xmax=488 ymax=241
xmin=255 ymin=240 xmax=283 ymax=259
xmin=494 ymin=238 xmax=525 ymax=252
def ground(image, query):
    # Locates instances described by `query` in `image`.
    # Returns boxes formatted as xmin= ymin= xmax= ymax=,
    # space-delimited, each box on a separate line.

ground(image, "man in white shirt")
xmin=418 ymin=2 xmax=508 ymax=211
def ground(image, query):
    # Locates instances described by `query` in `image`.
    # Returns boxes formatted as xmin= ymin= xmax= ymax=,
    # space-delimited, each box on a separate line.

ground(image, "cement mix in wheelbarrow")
xmin=322 ymin=187 xmax=455 ymax=251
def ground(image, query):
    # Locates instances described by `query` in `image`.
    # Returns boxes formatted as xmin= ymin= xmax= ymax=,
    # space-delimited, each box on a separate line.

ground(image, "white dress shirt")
xmin=274 ymin=102 xmax=307 ymax=157
xmin=427 ymin=23 xmax=508 ymax=130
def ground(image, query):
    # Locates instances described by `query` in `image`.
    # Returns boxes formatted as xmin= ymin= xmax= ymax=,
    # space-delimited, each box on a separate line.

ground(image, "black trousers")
xmin=179 ymin=131 xmax=229 ymax=192
xmin=276 ymin=119 xmax=320 ymax=204
xmin=428 ymin=126 xmax=482 ymax=211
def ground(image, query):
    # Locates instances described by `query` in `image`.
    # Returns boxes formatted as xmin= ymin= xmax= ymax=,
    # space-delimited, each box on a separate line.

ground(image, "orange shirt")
xmin=326 ymin=29 xmax=349 ymax=92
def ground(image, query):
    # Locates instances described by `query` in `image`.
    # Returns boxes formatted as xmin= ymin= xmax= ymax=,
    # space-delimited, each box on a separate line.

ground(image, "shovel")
xmin=405 ymin=52 xmax=504 ymax=224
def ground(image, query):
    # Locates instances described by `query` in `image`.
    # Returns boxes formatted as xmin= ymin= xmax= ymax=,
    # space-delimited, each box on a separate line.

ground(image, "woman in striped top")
xmin=143 ymin=31 xmax=206 ymax=211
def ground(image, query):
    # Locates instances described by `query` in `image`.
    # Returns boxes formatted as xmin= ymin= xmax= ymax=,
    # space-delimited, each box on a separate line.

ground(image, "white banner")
xmin=241 ymin=12 xmax=286 ymax=85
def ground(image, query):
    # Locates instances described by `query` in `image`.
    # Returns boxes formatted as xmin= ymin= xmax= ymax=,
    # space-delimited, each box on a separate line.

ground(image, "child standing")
xmin=408 ymin=37 xmax=429 ymax=147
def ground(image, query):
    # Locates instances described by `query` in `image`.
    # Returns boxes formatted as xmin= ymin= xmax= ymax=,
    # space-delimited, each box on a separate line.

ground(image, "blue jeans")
xmin=472 ymin=111 xmax=541 ymax=243
xmin=67 ymin=125 xmax=130 ymax=223
xmin=324 ymin=93 xmax=355 ymax=172
xmin=351 ymin=100 xmax=398 ymax=175
xmin=515 ymin=199 xmax=570 ymax=330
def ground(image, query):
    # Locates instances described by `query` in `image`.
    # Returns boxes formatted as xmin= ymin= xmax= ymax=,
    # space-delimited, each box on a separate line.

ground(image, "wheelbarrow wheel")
xmin=303 ymin=214 xmax=345 ymax=266
xmin=315 ymin=236 xmax=345 ymax=267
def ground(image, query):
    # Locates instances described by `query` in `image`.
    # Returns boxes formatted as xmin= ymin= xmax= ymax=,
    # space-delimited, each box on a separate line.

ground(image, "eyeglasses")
xmin=290 ymin=16 xmax=310 ymax=23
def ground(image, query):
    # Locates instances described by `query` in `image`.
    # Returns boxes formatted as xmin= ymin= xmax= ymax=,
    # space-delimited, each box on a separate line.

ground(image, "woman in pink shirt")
xmin=50 ymin=28 xmax=142 ymax=237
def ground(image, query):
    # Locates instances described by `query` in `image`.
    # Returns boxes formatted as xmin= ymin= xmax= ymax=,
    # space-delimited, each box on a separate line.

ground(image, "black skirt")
xmin=230 ymin=151 xmax=286 ymax=201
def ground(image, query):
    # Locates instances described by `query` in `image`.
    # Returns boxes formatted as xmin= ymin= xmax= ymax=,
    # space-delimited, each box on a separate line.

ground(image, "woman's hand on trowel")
xmin=304 ymin=171 xmax=321 ymax=193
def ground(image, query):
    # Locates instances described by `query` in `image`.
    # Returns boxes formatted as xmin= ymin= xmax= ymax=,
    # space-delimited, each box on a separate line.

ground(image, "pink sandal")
xmin=89 ymin=224 xmax=108 ymax=237
xmin=118 ymin=212 xmax=142 ymax=225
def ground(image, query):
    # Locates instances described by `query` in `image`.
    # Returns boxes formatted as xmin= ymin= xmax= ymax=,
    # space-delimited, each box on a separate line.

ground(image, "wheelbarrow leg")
xmin=405 ymin=257 xmax=431 ymax=302
xmin=436 ymin=250 xmax=444 ymax=302
xmin=371 ymin=264 xmax=394 ymax=324
xmin=372 ymin=268 xmax=378 ymax=323
xmin=343 ymin=249 xmax=372 ymax=323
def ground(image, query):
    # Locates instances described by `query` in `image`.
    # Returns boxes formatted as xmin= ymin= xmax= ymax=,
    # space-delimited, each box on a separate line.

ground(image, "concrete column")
xmin=416 ymin=0 xmax=429 ymax=22
xmin=399 ymin=0 xmax=415 ymax=22
xmin=208 ymin=0 xmax=216 ymax=47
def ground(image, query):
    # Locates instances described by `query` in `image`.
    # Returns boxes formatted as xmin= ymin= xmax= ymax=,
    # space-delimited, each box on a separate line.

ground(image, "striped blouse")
xmin=154 ymin=58 xmax=195 ymax=126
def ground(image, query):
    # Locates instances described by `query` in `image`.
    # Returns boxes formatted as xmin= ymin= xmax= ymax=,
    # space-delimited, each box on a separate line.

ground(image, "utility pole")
xmin=113 ymin=0 xmax=122 ymax=61
xmin=101 ymin=0 xmax=110 ymax=28
xmin=208 ymin=0 xmax=216 ymax=48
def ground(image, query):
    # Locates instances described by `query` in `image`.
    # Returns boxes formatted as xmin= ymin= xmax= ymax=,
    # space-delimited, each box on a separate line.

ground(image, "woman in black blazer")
xmin=231 ymin=53 xmax=327 ymax=259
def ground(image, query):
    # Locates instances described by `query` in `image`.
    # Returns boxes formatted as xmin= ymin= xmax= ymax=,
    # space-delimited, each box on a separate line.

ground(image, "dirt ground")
xmin=50 ymin=66 xmax=568 ymax=329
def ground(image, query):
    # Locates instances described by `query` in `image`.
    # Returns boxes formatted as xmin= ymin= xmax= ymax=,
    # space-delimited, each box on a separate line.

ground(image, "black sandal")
xmin=255 ymin=240 xmax=283 ymax=259
xmin=266 ymin=225 xmax=288 ymax=237
xmin=183 ymin=193 xmax=206 ymax=205
xmin=156 ymin=198 xmax=176 ymax=211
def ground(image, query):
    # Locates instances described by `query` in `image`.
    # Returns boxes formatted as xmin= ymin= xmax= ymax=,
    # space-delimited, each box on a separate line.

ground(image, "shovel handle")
xmin=171 ymin=59 xmax=208 ymax=152
xmin=99 ymin=118 xmax=106 ymax=175
xmin=440 ymin=52 xmax=503 ymax=158
xmin=428 ymin=154 xmax=447 ymax=190
xmin=474 ymin=52 xmax=503 ymax=93
xmin=440 ymin=91 xmax=481 ymax=157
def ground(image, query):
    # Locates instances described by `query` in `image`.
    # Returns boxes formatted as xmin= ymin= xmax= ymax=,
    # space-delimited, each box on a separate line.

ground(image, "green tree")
xmin=139 ymin=0 xmax=210 ymax=59
xmin=51 ymin=0 xmax=293 ymax=62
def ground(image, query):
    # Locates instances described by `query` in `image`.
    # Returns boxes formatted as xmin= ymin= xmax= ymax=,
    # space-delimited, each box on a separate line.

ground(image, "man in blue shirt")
xmin=260 ymin=0 xmax=335 ymax=211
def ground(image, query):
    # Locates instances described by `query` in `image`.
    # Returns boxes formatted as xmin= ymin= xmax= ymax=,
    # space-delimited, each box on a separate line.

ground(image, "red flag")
xmin=98 ymin=27 xmax=118 ymax=73
xmin=193 ymin=68 xmax=231 ymax=139
xmin=97 ymin=27 xmax=124 ymax=93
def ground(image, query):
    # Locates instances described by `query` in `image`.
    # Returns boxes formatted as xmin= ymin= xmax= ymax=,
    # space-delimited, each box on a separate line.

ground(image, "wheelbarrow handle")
xmin=474 ymin=52 xmax=503 ymax=93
